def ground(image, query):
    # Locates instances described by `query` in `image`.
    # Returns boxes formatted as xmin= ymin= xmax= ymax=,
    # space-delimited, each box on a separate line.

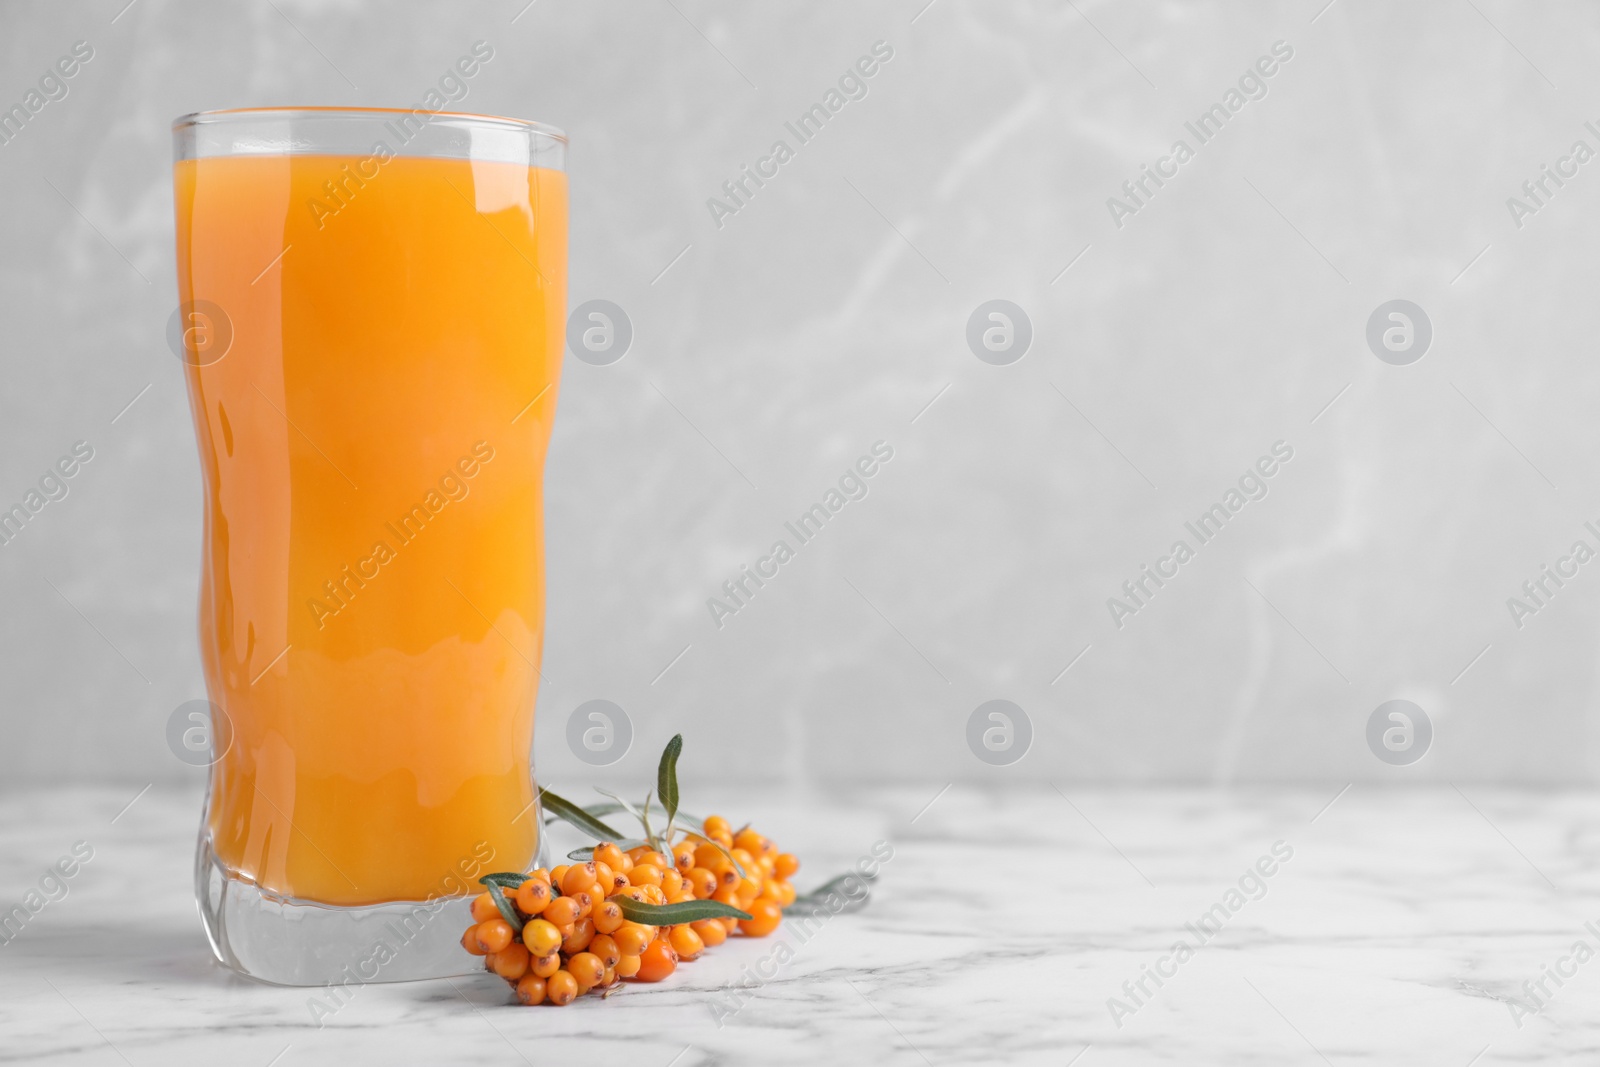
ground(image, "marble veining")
xmin=3 ymin=784 xmax=1600 ymax=1064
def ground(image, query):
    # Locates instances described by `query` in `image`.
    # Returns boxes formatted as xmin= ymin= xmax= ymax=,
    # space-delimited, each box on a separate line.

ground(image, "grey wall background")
xmin=2 ymin=0 xmax=1598 ymax=789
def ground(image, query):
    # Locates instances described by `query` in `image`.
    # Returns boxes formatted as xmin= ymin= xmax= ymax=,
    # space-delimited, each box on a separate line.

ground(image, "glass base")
xmin=195 ymin=819 xmax=546 ymax=986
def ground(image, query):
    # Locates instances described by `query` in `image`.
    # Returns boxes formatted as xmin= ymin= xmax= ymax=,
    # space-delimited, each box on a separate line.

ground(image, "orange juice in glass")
xmin=171 ymin=108 xmax=566 ymax=984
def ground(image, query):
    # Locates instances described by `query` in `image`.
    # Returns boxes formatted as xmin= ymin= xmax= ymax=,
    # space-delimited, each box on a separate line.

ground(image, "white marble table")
xmin=3 ymin=783 xmax=1599 ymax=1065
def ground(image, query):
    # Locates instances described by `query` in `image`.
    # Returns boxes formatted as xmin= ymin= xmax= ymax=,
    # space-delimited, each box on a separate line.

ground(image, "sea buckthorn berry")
xmin=691 ymin=918 xmax=727 ymax=947
xmin=475 ymin=919 xmax=514 ymax=954
xmin=644 ymin=850 xmax=673 ymax=870
xmin=643 ymin=885 xmax=667 ymax=905
xmin=760 ymin=838 xmax=778 ymax=859
xmin=686 ymin=868 xmax=717 ymax=898
xmin=544 ymin=896 xmax=580 ymax=927
xmin=572 ymin=889 xmax=594 ymax=919
xmin=546 ymin=970 xmax=578 ymax=1006
xmin=635 ymin=939 xmax=678 ymax=982
xmin=470 ymin=892 xmax=500 ymax=923
xmin=562 ymin=862 xmax=598 ymax=897
xmin=589 ymin=933 xmax=621 ymax=968
xmin=593 ymin=899 xmax=625 ymax=934
xmin=712 ymin=885 xmax=741 ymax=908
xmin=625 ymin=845 xmax=651 ymax=862
xmin=734 ymin=828 xmax=765 ymax=855
xmin=731 ymin=846 xmax=758 ymax=869
xmin=594 ymin=861 xmax=615 ymax=891
xmin=624 ymin=887 xmax=648 ymax=903
xmin=488 ymin=943 xmax=530 ymax=981
xmin=774 ymin=853 xmax=800 ymax=879
xmin=461 ymin=926 xmax=489 ymax=956
xmin=673 ymin=841 xmax=696 ymax=870
xmin=629 ymin=863 xmax=663 ymax=889
xmin=704 ymin=815 xmax=731 ymax=837
xmin=515 ymin=974 xmax=547 ymax=1005
xmin=594 ymin=842 xmax=626 ymax=870
xmin=777 ymin=881 xmax=796 ymax=907
xmin=740 ymin=876 xmax=763 ymax=899
xmin=716 ymin=864 xmax=740 ymax=889
xmin=739 ymin=900 xmax=782 ymax=937
xmin=602 ymin=965 xmax=618 ymax=987
xmin=522 ymin=918 xmax=562 ymax=957
xmin=567 ymin=951 xmax=605 ymax=988
xmin=550 ymin=865 xmax=570 ymax=889
xmin=719 ymin=916 xmax=738 ymax=933
xmin=760 ymin=879 xmax=783 ymax=903
xmin=529 ymin=868 xmax=550 ymax=883
xmin=693 ymin=843 xmax=724 ymax=869
xmin=757 ymin=854 xmax=776 ymax=877
xmin=616 ymin=953 xmax=641 ymax=978
xmin=660 ymin=869 xmax=684 ymax=897
xmin=668 ymin=924 xmax=705 ymax=961
xmin=710 ymin=828 xmax=733 ymax=849
xmin=563 ymin=917 xmax=596 ymax=954
xmin=613 ymin=922 xmax=651 ymax=957
xmin=532 ymin=951 xmax=560 ymax=978
xmin=514 ymin=878 xmax=552 ymax=915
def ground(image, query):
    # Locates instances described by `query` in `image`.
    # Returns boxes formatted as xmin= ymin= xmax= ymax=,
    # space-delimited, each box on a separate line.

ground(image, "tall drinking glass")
xmin=171 ymin=108 xmax=566 ymax=985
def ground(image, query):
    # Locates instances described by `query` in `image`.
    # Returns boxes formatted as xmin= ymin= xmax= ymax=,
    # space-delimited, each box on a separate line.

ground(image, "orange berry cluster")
xmin=461 ymin=815 xmax=800 ymax=1005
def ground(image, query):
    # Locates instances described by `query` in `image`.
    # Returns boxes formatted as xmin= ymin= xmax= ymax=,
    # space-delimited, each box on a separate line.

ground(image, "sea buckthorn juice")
xmin=172 ymin=108 xmax=566 ymax=984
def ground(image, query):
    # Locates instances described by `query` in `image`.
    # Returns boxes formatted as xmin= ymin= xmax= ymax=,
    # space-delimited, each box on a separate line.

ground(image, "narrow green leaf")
xmin=786 ymin=872 xmax=876 ymax=912
xmin=628 ymin=787 xmax=670 ymax=857
xmin=549 ymin=801 xmax=703 ymax=826
xmin=614 ymin=897 xmax=751 ymax=925
xmin=657 ymin=734 xmax=683 ymax=828
xmin=479 ymin=871 xmax=530 ymax=889
xmin=541 ymin=789 xmax=627 ymax=841
xmin=485 ymin=881 xmax=524 ymax=933
xmin=640 ymin=788 xmax=656 ymax=852
xmin=594 ymin=788 xmax=652 ymax=840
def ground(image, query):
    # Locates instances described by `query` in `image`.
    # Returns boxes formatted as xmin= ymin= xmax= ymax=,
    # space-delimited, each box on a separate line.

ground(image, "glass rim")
xmin=171 ymin=106 xmax=567 ymax=145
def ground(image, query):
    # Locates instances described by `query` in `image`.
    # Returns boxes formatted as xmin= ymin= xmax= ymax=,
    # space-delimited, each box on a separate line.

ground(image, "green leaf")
xmin=479 ymin=871 xmax=531 ymax=889
xmin=541 ymin=789 xmax=627 ymax=841
xmin=556 ymin=801 xmax=704 ymax=826
xmin=786 ymin=872 xmax=876 ymax=913
xmin=657 ymin=734 xmax=683 ymax=828
xmin=485 ymin=881 xmax=524 ymax=933
xmin=613 ymin=897 xmax=751 ymax=925
xmin=640 ymin=789 xmax=657 ymax=852
xmin=594 ymin=788 xmax=651 ymax=839
xmin=564 ymin=802 xmax=630 ymax=820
